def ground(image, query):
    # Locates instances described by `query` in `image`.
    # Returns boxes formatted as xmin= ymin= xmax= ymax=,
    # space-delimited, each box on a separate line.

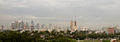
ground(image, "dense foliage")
xmin=0 ymin=30 xmax=76 ymax=42
xmin=0 ymin=30 xmax=120 ymax=42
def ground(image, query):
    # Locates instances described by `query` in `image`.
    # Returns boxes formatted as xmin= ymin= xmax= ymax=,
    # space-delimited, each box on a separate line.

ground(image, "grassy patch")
xmin=79 ymin=40 xmax=100 ymax=42
xmin=102 ymin=40 xmax=110 ymax=42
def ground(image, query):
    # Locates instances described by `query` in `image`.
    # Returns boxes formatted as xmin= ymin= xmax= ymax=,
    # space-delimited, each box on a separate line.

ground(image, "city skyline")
xmin=0 ymin=0 xmax=120 ymax=27
xmin=1 ymin=20 xmax=120 ymax=31
xmin=1 ymin=0 xmax=120 ymax=42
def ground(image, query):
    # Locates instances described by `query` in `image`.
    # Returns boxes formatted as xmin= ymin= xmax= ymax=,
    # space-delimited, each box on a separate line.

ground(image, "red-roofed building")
xmin=107 ymin=28 xmax=115 ymax=34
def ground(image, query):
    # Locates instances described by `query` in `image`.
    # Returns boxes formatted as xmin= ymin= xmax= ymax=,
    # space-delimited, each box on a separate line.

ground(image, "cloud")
xmin=0 ymin=14 xmax=65 ymax=21
xmin=14 ymin=16 xmax=39 ymax=19
xmin=0 ymin=14 xmax=15 ymax=20
xmin=0 ymin=0 xmax=29 ymax=9
xmin=0 ymin=0 xmax=120 ymax=26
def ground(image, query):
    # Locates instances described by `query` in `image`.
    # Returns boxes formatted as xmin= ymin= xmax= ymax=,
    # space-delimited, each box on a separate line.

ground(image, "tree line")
xmin=0 ymin=30 xmax=120 ymax=42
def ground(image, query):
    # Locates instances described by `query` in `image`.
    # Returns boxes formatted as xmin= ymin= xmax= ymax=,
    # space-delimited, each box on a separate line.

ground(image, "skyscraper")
xmin=1 ymin=25 xmax=4 ymax=30
xmin=36 ymin=23 xmax=40 ymax=29
xmin=70 ymin=20 xmax=78 ymax=32
xmin=41 ymin=24 xmax=45 ymax=29
xmin=25 ymin=22 xmax=29 ymax=30
xmin=31 ymin=21 xmax=34 ymax=31
xmin=11 ymin=23 xmax=15 ymax=29
xmin=19 ymin=21 xmax=24 ymax=30
xmin=21 ymin=21 xmax=24 ymax=30
xmin=15 ymin=21 xmax=19 ymax=29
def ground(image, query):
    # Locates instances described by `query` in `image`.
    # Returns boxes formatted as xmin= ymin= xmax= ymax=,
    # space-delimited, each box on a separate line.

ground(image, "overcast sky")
xmin=0 ymin=0 xmax=120 ymax=27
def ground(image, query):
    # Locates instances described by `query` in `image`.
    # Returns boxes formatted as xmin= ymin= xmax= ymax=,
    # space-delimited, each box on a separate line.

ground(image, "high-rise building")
xmin=41 ymin=24 xmax=45 ymax=28
xmin=36 ymin=23 xmax=40 ymax=29
xmin=70 ymin=20 xmax=78 ymax=32
xmin=18 ymin=22 xmax=21 ymax=29
xmin=21 ymin=21 xmax=24 ymax=29
xmin=18 ymin=21 xmax=24 ymax=30
xmin=31 ymin=21 xmax=34 ymax=31
xmin=1 ymin=25 xmax=4 ymax=30
xmin=25 ymin=22 xmax=29 ymax=29
xmin=11 ymin=23 xmax=15 ymax=29
xmin=15 ymin=21 xmax=19 ymax=29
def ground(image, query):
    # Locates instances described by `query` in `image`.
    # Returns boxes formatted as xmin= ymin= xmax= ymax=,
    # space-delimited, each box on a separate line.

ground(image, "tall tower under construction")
xmin=70 ymin=20 xmax=78 ymax=32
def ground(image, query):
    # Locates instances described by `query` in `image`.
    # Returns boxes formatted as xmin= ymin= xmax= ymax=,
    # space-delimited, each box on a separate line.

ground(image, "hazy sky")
xmin=0 ymin=0 xmax=120 ymax=26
